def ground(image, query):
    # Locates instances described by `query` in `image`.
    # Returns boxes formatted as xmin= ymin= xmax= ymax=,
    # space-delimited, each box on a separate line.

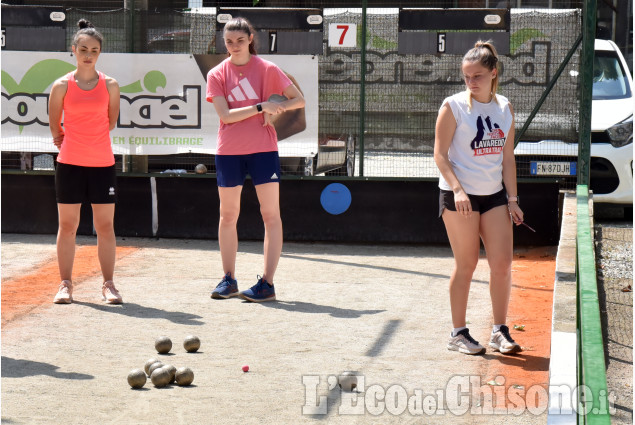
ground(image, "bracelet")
xmin=507 ymin=196 xmax=518 ymax=204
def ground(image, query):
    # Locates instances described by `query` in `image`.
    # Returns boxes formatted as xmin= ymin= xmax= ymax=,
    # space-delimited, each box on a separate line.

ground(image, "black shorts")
xmin=439 ymin=188 xmax=507 ymax=217
xmin=55 ymin=162 xmax=117 ymax=204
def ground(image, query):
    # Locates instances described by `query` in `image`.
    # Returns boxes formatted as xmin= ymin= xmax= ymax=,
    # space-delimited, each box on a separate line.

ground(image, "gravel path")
xmin=594 ymin=206 xmax=633 ymax=425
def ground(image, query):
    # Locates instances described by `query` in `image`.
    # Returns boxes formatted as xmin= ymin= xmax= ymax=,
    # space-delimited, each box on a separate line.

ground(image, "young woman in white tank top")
xmin=434 ymin=41 xmax=525 ymax=356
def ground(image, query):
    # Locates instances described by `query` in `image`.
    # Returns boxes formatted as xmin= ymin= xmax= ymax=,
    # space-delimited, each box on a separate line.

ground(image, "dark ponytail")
xmin=72 ymin=19 xmax=103 ymax=48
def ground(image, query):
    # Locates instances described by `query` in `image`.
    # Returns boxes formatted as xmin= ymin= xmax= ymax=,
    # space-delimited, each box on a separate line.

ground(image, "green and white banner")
xmin=1 ymin=52 xmax=318 ymax=157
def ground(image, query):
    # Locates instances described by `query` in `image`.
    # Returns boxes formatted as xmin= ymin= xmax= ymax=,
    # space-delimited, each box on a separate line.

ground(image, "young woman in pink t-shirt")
xmin=207 ymin=18 xmax=305 ymax=302
xmin=48 ymin=19 xmax=122 ymax=304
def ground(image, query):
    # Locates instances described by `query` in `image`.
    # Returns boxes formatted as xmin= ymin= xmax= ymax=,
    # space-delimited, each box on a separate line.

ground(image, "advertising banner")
xmin=1 ymin=51 xmax=318 ymax=157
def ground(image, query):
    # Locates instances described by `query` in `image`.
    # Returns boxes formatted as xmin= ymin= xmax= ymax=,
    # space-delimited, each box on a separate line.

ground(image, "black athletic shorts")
xmin=55 ymin=162 xmax=117 ymax=204
xmin=439 ymin=187 xmax=507 ymax=217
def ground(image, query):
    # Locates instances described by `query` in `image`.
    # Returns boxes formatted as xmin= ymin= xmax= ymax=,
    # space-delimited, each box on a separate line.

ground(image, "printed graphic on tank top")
xmin=470 ymin=114 xmax=506 ymax=156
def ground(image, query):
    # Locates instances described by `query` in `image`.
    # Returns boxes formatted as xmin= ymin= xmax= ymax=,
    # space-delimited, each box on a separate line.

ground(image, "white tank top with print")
xmin=438 ymin=91 xmax=513 ymax=196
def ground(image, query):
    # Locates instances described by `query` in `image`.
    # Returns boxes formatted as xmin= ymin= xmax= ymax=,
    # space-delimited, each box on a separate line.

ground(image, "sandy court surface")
xmin=1 ymin=234 xmax=555 ymax=424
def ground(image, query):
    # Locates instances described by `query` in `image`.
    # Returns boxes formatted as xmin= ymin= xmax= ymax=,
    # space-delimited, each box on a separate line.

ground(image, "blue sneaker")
xmin=239 ymin=276 xmax=276 ymax=302
xmin=211 ymin=272 xmax=239 ymax=299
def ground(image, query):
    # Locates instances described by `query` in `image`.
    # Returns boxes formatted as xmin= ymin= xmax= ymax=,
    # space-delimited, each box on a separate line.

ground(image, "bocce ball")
xmin=175 ymin=367 xmax=194 ymax=386
xmin=155 ymin=336 xmax=172 ymax=354
xmin=183 ymin=335 xmax=201 ymax=353
xmin=127 ymin=369 xmax=147 ymax=389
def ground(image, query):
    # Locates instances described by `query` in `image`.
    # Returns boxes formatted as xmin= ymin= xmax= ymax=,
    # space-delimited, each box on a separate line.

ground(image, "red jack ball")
xmin=242 ymin=365 xmax=249 ymax=372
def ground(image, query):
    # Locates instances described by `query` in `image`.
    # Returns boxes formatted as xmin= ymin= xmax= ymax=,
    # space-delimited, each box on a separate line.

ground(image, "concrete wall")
xmin=1 ymin=173 xmax=560 ymax=245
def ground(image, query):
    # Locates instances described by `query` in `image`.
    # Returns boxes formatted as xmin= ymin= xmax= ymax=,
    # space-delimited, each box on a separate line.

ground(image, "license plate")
xmin=530 ymin=161 xmax=577 ymax=176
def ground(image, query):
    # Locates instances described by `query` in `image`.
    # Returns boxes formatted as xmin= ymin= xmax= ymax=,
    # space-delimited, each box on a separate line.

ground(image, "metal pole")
xmin=578 ymin=0 xmax=596 ymax=186
xmin=125 ymin=0 xmax=135 ymax=53
xmin=358 ymin=0 xmax=368 ymax=177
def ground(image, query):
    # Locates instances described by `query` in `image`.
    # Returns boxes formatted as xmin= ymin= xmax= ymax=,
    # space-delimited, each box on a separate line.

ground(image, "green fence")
xmin=576 ymin=184 xmax=611 ymax=424
xmin=2 ymin=0 xmax=584 ymax=185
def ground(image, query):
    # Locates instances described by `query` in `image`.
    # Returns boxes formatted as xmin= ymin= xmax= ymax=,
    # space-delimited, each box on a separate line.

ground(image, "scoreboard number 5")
xmin=328 ymin=23 xmax=357 ymax=48
xmin=437 ymin=33 xmax=446 ymax=53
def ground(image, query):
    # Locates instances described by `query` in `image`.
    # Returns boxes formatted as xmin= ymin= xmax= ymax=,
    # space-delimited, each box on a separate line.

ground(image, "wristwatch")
xmin=256 ymin=103 xmax=263 ymax=113
xmin=507 ymin=195 xmax=519 ymax=204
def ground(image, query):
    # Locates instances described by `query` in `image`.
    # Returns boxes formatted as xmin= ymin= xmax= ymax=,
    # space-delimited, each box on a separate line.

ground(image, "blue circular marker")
xmin=320 ymin=183 xmax=352 ymax=215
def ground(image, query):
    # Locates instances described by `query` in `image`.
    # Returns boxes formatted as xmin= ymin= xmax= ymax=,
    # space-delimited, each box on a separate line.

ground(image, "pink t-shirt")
xmin=206 ymin=55 xmax=292 ymax=155
xmin=57 ymin=71 xmax=114 ymax=167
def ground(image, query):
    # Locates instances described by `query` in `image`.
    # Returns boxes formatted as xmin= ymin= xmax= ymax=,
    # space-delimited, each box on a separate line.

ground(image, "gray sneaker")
xmin=447 ymin=328 xmax=486 ymax=355
xmin=489 ymin=325 xmax=522 ymax=354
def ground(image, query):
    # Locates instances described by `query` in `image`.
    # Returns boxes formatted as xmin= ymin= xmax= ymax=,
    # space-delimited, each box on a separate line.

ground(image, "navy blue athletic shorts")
xmin=215 ymin=151 xmax=281 ymax=187
xmin=439 ymin=187 xmax=507 ymax=217
xmin=55 ymin=162 xmax=117 ymax=204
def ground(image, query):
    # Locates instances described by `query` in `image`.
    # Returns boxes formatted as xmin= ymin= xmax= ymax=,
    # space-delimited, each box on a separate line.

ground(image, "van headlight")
xmin=607 ymin=115 xmax=633 ymax=147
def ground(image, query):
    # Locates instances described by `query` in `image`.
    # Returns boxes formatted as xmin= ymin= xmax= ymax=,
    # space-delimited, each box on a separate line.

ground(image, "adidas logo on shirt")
xmin=271 ymin=173 xmax=279 ymax=179
xmin=109 ymin=187 xmax=115 ymax=196
xmin=227 ymin=78 xmax=259 ymax=102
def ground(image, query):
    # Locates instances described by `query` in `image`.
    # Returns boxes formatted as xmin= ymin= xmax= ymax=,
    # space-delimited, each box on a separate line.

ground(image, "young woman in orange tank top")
xmin=48 ymin=19 xmax=122 ymax=304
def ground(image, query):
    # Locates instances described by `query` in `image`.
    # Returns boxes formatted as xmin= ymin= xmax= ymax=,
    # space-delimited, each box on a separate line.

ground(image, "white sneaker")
xmin=447 ymin=328 xmax=486 ymax=355
xmin=102 ymin=281 xmax=123 ymax=304
xmin=489 ymin=325 xmax=522 ymax=354
xmin=53 ymin=280 xmax=73 ymax=304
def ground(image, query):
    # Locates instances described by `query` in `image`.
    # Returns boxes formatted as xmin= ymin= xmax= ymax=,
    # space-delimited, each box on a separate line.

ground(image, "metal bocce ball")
xmin=175 ymin=367 xmax=194 ymax=386
xmin=155 ymin=336 xmax=172 ymax=354
xmin=147 ymin=361 xmax=164 ymax=377
xmin=163 ymin=364 xmax=177 ymax=384
xmin=127 ymin=369 xmax=147 ymax=389
xmin=144 ymin=358 xmax=159 ymax=375
xmin=194 ymin=164 xmax=207 ymax=174
xmin=338 ymin=372 xmax=358 ymax=392
xmin=183 ymin=335 xmax=201 ymax=353
xmin=151 ymin=367 xmax=171 ymax=388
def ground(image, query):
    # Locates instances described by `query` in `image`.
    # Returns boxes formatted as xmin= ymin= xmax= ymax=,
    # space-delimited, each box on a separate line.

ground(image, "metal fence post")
xmin=577 ymin=0 xmax=596 ymax=186
xmin=358 ymin=1 xmax=368 ymax=177
xmin=122 ymin=0 xmax=149 ymax=174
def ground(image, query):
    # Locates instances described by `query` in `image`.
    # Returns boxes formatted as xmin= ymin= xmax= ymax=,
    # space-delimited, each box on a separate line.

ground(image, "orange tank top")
xmin=57 ymin=71 xmax=114 ymax=167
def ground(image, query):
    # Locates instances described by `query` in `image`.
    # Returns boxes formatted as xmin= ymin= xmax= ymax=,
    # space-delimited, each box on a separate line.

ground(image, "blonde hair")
xmin=463 ymin=40 xmax=499 ymax=109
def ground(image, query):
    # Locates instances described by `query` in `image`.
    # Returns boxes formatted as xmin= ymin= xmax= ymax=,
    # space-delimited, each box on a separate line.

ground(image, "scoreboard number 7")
xmin=328 ymin=23 xmax=357 ymax=48
xmin=269 ymin=31 xmax=277 ymax=53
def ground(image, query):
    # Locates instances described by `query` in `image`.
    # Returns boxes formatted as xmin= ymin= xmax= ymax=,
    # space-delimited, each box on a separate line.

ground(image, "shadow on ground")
xmin=1 ymin=356 xmax=94 ymax=380
xmin=259 ymin=300 xmax=384 ymax=318
xmin=73 ymin=301 xmax=205 ymax=326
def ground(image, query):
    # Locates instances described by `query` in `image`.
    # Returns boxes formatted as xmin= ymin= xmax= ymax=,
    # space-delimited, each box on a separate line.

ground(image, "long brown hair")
xmin=463 ymin=40 xmax=499 ymax=108
xmin=223 ymin=17 xmax=257 ymax=56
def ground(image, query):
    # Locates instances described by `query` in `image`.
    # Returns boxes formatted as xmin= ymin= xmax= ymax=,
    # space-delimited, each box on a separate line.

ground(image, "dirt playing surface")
xmin=2 ymin=245 xmax=138 ymax=327
xmin=2 ymin=234 xmax=556 ymax=424
xmin=478 ymin=248 xmax=556 ymax=412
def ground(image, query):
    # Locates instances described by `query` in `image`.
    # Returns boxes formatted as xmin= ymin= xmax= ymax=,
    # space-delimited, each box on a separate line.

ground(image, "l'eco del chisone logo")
xmin=2 ymin=59 xmax=202 ymax=131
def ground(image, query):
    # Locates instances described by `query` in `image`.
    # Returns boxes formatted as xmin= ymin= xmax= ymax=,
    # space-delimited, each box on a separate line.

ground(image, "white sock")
xmin=492 ymin=324 xmax=504 ymax=333
xmin=452 ymin=326 xmax=467 ymax=337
